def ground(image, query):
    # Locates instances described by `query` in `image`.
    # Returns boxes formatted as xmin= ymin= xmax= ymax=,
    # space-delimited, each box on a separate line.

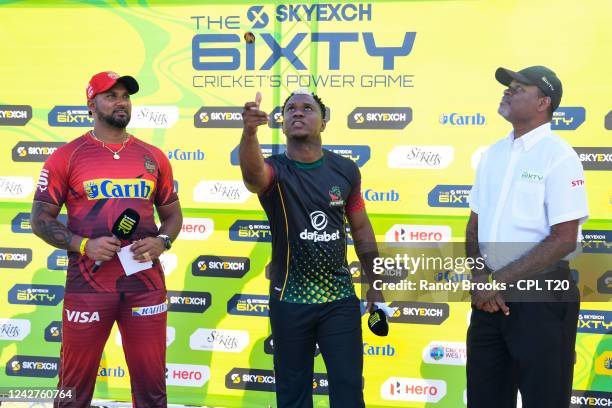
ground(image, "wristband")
xmin=79 ymin=238 xmax=89 ymax=256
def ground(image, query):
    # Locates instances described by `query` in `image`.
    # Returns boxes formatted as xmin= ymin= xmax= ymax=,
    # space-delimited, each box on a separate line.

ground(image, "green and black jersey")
xmin=259 ymin=149 xmax=364 ymax=304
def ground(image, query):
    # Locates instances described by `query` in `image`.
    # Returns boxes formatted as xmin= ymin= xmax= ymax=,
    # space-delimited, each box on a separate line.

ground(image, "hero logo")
xmin=388 ymin=146 xmax=454 ymax=169
xmin=422 ymin=341 xmax=467 ymax=366
xmin=193 ymin=180 xmax=251 ymax=203
xmin=0 ymin=319 xmax=31 ymax=341
xmin=551 ymin=107 xmax=585 ymax=131
xmin=65 ymin=309 xmax=100 ymax=324
xmin=439 ymin=112 xmax=485 ymax=126
xmin=178 ymin=218 xmax=214 ymax=240
xmin=129 ymin=106 xmax=179 ymax=128
xmin=385 ymin=225 xmax=451 ymax=243
xmin=300 ymin=211 xmax=340 ymax=242
xmin=381 ymin=377 xmax=447 ymax=402
xmin=189 ymin=328 xmax=250 ymax=352
xmin=0 ymin=176 xmax=34 ymax=198
xmin=166 ymin=363 xmax=210 ymax=387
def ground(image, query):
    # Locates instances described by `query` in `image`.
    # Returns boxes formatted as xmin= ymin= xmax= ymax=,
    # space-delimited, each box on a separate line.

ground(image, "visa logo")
xmin=65 ymin=309 xmax=100 ymax=323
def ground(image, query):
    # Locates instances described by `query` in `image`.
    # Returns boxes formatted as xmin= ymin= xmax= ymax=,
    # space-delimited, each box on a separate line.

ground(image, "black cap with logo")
xmin=495 ymin=65 xmax=563 ymax=111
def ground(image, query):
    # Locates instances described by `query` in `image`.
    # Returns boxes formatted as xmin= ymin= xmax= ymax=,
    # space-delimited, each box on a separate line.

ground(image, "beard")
xmin=98 ymin=110 xmax=131 ymax=129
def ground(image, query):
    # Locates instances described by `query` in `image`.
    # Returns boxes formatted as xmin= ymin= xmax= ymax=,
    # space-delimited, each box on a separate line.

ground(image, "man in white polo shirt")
xmin=465 ymin=66 xmax=588 ymax=408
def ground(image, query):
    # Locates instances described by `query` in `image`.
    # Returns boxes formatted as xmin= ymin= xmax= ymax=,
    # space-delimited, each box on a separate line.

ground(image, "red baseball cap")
xmin=86 ymin=71 xmax=139 ymax=101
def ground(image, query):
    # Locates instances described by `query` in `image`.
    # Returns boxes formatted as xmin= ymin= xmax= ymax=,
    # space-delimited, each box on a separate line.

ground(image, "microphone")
xmin=92 ymin=208 xmax=140 ymax=273
xmin=368 ymin=303 xmax=392 ymax=337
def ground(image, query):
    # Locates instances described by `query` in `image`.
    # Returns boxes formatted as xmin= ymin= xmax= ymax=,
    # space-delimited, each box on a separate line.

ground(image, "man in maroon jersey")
xmin=31 ymin=71 xmax=183 ymax=408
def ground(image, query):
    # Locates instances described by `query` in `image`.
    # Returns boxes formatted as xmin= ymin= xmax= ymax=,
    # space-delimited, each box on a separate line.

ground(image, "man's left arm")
xmin=494 ymin=220 xmax=578 ymax=284
xmin=347 ymin=207 xmax=383 ymax=310
xmin=132 ymin=201 xmax=183 ymax=262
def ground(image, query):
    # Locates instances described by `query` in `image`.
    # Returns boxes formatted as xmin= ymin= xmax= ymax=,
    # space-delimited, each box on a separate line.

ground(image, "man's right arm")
xmin=31 ymin=200 xmax=80 ymax=251
xmin=240 ymin=92 xmax=273 ymax=194
xmin=31 ymin=201 xmax=120 ymax=261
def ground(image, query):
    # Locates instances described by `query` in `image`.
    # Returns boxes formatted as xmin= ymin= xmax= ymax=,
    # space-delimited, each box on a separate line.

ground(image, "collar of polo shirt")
xmin=506 ymin=122 xmax=550 ymax=151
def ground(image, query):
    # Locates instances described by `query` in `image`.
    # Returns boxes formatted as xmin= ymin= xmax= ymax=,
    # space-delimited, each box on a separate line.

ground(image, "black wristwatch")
xmin=156 ymin=234 xmax=172 ymax=250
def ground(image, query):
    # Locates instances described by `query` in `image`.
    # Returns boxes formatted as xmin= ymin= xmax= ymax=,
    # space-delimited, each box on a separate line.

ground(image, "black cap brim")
xmin=117 ymin=75 xmax=139 ymax=95
xmin=495 ymin=67 xmax=534 ymax=87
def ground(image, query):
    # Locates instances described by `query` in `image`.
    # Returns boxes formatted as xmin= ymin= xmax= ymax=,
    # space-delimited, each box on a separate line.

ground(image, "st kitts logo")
xmin=48 ymin=106 xmax=93 ymax=127
xmin=577 ymin=310 xmax=611 ymax=335
xmin=83 ymin=178 xmax=154 ymax=200
xmin=12 ymin=141 xmax=65 ymax=162
xmin=348 ymin=107 xmax=412 ymax=129
xmin=581 ymin=230 xmax=611 ymax=253
xmin=227 ymin=294 xmax=269 ymax=317
xmin=44 ymin=321 xmax=62 ymax=342
xmin=167 ymin=291 xmax=211 ymax=314
xmin=0 ymin=105 xmax=32 ymax=126
xmin=192 ymin=255 xmax=250 ymax=278
xmin=6 ymin=355 xmax=60 ymax=378
xmin=428 ymin=185 xmax=471 ymax=207
xmin=268 ymin=106 xmax=331 ymax=128
xmin=11 ymin=212 xmax=66 ymax=234
xmin=8 ymin=284 xmax=64 ymax=306
xmin=551 ymin=107 xmax=586 ymax=130
xmin=229 ymin=220 xmax=271 ymax=242
xmin=194 ymin=107 xmax=243 ymax=128
xmin=230 ymin=144 xmax=371 ymax=167
xmin=0 ymin=248 xmax=32 ymax=268
xmin=0 ymin=319 xmax=31 ymax=341
xmin=129 ymin=106 xmax=179 ymax=128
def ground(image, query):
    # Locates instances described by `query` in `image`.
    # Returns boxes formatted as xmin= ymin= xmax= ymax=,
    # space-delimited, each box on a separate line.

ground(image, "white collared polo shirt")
xmin=469 ymin=122 xmax=588 ymax=270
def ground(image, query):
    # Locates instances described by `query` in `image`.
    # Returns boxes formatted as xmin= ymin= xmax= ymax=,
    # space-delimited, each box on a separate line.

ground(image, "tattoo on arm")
xmin=31 ymin=201 xmax=73 ymax=249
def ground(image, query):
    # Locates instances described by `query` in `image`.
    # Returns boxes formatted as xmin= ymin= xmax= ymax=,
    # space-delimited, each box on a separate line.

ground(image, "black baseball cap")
xmin=495 ymin=66 xmax=563 ymax=111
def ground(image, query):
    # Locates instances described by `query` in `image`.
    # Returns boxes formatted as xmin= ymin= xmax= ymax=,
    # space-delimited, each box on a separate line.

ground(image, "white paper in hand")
xmin=118 ymin=243 xmax=153 ymax=276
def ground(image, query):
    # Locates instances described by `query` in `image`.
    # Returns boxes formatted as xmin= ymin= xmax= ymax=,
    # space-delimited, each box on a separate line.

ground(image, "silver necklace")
xmin=91 ymin=130 xmax=129 ymax=160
